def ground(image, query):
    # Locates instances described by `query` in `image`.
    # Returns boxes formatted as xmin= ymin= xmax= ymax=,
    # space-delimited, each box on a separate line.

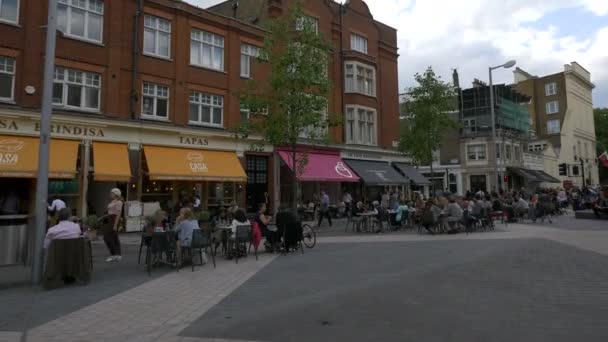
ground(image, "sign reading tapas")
xmin=186 ymin=152 xmax=208 ymax=173
xmin=0 ymin=139 xmax=24 ymax=166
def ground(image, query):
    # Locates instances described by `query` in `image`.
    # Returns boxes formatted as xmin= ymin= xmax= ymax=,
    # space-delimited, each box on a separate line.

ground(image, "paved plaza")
xmin=1 ymin=216 xmax=608 ymax=342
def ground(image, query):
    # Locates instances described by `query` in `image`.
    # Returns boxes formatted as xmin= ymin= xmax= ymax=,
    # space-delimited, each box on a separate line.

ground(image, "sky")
xmin=185 ymin=0 xmax=608 ymax=108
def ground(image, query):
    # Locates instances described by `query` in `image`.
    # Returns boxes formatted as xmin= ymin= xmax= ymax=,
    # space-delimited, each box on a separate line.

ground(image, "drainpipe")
xmin=130 ymin=0 xmax=143 ymax=119
xmin=339 ymin=3 xmax=345 ymax=142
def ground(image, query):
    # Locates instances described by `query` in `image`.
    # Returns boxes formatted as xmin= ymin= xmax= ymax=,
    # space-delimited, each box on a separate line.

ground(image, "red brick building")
xmin=0 ymin=0 xmax=402 ymax=228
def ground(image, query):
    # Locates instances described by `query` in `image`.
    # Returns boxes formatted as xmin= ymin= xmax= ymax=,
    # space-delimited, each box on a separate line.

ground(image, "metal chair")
xmin=181 ymin=229 xmax=215 ymax=271
xmin=234 ymin=225 xmax=251 ymax=264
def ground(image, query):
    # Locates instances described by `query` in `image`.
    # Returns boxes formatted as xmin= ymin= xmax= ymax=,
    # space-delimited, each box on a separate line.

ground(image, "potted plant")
xmin=198 ymin=210 xmax=211 ymax=229
xmin=83 ymin=215 xmax=100 ymax=240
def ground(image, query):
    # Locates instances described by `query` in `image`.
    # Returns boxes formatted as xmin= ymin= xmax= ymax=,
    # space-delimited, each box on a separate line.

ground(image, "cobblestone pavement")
xmin=1 ymin=216 xmax=608 ymax=342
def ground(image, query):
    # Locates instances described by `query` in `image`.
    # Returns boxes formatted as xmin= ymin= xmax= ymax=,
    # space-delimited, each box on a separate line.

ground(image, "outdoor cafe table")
xmin=356 ymin=212 xmax=376 ymax=232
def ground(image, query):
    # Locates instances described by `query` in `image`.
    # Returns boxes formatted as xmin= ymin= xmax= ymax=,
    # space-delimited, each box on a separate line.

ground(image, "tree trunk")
xmin=291 ymin=144 xmax=299 ymax=212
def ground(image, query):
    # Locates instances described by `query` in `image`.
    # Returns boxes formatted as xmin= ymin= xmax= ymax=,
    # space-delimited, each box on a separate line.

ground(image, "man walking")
xmin=317 ymin=190 xmax=332 ymax=227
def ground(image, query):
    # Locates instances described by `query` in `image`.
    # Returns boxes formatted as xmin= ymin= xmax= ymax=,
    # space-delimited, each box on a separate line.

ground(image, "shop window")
xmin=57 ymin=0 xmax=104 ymax=43
xmin=190 ymin=29 xmax=224 ymax=71
xmin=0 ymin=56 xmax=15 ymax=102
xmin=53 ymin=66 xmax=101 ymax=111
xmin=48 ymin=180 xmax=80 ymax=212
xmin=208 ymin=182 xmax=235 ymax=206
xmin=141 ymin=82 xmax=169 ymax=120
xmin=189 ymin=91 xmax=223 ymax=127
xmin=143 ymin=15 xmax=171 ymax=59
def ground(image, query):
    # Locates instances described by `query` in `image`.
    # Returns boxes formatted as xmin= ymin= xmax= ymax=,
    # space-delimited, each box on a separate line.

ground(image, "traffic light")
xmin=503 ymin=175 xmax=509 ymax=183
xmin=558 ymin=163 xmax=567 ymax=176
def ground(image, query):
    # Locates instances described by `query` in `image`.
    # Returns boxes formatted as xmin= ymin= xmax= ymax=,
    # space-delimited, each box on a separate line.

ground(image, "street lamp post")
xmin=489 ymin=60 xmax=516 ymax=191
xmin=31 ymin=0 xmax=59 ymax=285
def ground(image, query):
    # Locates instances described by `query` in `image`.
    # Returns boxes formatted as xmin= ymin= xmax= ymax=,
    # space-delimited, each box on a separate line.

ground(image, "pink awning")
xmin=278 ymin=150 xmax=360 ymax=182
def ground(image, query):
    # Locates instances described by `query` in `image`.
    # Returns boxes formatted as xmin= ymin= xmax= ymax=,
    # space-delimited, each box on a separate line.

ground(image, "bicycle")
xmin=301 ymin=223 xmax=316 ymax=249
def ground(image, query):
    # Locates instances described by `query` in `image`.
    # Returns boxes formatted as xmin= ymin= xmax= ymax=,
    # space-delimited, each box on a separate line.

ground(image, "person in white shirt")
xmin=44 ymin=208 xmax=82 ymax=249
xmin=48 ymin=196 xmax=67 ymax=212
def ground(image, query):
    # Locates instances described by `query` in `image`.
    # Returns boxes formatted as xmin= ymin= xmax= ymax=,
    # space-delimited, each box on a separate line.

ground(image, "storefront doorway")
xmin=245 ymin=156 xmax=269 ymax=213
xmin=469 ymin=175 xmax=487 ymax=193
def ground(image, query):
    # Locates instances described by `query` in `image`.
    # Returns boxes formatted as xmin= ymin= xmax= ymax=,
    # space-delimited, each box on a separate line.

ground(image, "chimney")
xmin=232 ymin=2 xmax=239 ymax=18
xmin=452 ymin=69 xmax=460 ymax=88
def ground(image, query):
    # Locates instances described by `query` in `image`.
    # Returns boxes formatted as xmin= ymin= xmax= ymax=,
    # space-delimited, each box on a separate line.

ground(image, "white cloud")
xmin=186 ymin=0 xmax=608 ymax=106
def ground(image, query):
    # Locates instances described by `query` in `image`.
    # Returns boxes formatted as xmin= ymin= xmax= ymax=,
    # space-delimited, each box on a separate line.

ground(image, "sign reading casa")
xmin=0 ymin=139 xmax=23 ymax=166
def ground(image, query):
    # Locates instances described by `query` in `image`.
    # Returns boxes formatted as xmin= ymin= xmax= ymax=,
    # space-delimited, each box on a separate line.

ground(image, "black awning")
xmin=529 ymin=170 xmax=561 ymax=183
xmin=344 ymin=159 xmax=407 ymax=185
xmin=508 ymin=167 xmax=542 ymax=182
xmin=392 ymin=163 xmax=431 ymax=185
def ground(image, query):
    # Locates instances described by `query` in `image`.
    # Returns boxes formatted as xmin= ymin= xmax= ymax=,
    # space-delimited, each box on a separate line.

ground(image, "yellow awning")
xmin=93 ymin=142 xmax=132 ymax=182
xmin=144 ymin=145 xmax=247 ymax=182
xmin=0 ymin=135 xmax=79 ymax=179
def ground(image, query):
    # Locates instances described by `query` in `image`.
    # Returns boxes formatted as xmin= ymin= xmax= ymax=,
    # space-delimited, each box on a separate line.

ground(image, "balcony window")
xmin=345 ymin=105 xmax=376 ymax=146
xmin=0 ymin=56 xmax=15 ymax=102
xmin=345 ymin=61 xmax=376 ymax=97
xmin=350 ymin=33 xmax=368 ymax=54
xmin=144 ymin=15 xmax=171 ymax=59
xmin=189 ymin=91 xmax=223 ymax=127
xmin=141 ymin=82 xmax=169 ymax=120
xmin=57 ymin=0 xmax=104 ymax=43
xmin=190 ymin=29 xmax=224 ymax=71
xmin=52 ymin=67 xmax=100 ymax=111
xmin=0 ymin=0 xmax=19 ymax=24
xmin=467 ymin=144 xmax=486 ymax=161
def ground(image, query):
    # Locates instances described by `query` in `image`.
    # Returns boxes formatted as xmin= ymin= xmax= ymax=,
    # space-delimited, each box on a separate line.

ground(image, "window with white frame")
xmin=547 ymin=119 xmax=560 ymax=134
xmin=141 ymin=82 xmax=169 ymax=119
xmin=505 ymin=144 xmax=512 ymax=160
xmin=345 ymin=61 xmax=376 ymax=97
xmin=189 ymin=91 xmax=223 ymax=127
xmin=0 ymin=56 xmax=15 ymax=102
xmin=350 ymin=33 xmax=367 ymax=54
xmin=52 ymin=67 xmax=100 ymax=111
xmin=295 ymin=15 xmax=318 ymax=33
xmin=545 ymin=82 xmax=557 ymax=96
xmin=463 ymin=118 xmax=476 ymax=132
xmin=345 ymin=105 xmax=376 ymax=146
xmin=546 ymin=101 xmax=559 ymax=114
xmin=467 ymin=144 xmax=486 ymax=161
xmin=190 ymin=29 xmax=224 ymax=71
xmin=240 ymin=43 xmax=259 ymax=78
xmin=0 ymin=0 xmax=19 ymax=24
xmin=57 ymin=0 xmax=104 ymax=43
xmin=143 ymin=15 xmax=171 ymax=58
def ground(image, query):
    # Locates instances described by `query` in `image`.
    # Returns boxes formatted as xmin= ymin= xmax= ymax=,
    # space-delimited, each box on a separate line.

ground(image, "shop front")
xmin=0 ymin=135 xmax=80 ymax=265
xmin=392 ymin=163 xmax=432 ymax=199
xmin=343 ymin=159 xmax=408 ymax=203
xmin=277 ymin=148 xmax=359 ymax=209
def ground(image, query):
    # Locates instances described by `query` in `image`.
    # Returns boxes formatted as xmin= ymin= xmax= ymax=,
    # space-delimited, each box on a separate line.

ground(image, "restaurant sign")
xmin=0 ymin=139 xmax=23 ymax=166
xmin=179 ymin=135 xmax=209 ymax=146
xmin=186 ymin=152 xmax=208 ymax=173
xmin=35 ymin=122 xmax=105 ymax=137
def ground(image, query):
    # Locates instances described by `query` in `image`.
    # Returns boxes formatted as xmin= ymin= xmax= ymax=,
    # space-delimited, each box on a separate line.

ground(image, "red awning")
xmin=278 ymin=150 xmax=360 ymax=182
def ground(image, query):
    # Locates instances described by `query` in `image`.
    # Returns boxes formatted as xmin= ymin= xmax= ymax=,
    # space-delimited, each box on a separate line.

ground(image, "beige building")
xmin=515 ymin=62 xmax=598 ymax=186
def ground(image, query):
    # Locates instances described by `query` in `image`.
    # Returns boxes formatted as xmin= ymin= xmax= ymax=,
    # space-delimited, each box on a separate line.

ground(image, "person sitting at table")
xmin=593 ymin=187 xmax=608 ymax=219
xmin=226 ymin=209 xmax=250 ymax=256
xmin=175 ymin=208 xmax=200 ymax=265
xmin=44 ymin=208 xmax=82 ymax=249
xmin=394 ymin=200 xmax=409 ymax=229
xmin=445 ymin=197 xmax=463 ymax=234
xmin=144 ymin=210 xmax=168 ymax=245
xmin=420 ymin=200 xmax=440 ymax=235
xmin=513 ymin=194 xmax=529 ymax=219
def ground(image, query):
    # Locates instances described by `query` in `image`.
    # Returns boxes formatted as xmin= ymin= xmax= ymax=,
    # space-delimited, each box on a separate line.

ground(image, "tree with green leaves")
xmin=398 ymin=67 xmax=458 ymax=195
xmin=234 ymin=1 xmax=334 ymax=210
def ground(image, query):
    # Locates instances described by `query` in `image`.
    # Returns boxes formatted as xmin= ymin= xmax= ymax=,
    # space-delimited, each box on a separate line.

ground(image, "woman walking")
xmin=104 ymin=188 xmax=123 ymax=262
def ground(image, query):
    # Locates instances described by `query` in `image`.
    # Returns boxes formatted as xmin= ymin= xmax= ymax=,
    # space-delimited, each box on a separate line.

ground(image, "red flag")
xmin=599 ymin=151 xmax=608 ymax=168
